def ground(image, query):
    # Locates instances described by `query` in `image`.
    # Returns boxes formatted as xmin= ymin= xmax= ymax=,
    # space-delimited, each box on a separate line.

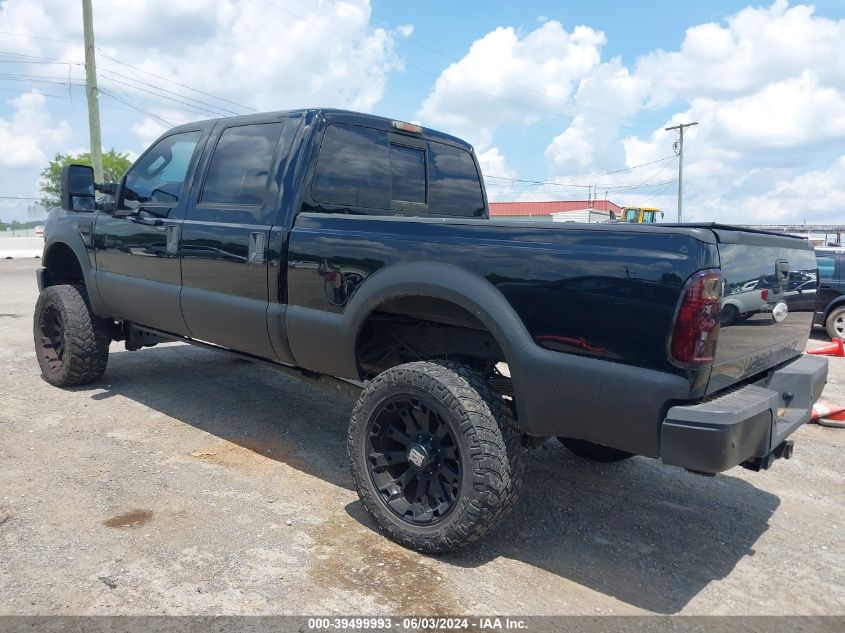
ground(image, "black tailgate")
xmin=709 ymin=228 xmax=818 ymax=394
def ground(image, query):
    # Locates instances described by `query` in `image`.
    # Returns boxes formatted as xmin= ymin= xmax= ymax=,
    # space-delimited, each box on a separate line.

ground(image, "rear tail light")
xmin=670 ymin=269 xmax=722 ymax=365
xmin=760 ymin=288 xmax=768 ymax=301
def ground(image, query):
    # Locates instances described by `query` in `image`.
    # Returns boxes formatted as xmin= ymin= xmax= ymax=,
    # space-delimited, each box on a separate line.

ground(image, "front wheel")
xmin=557 ymin=437 xmax=634 ymax=463
xmin=33 ymin=284 xmax=111 ymax=387
xmin=826 ymin=306 xmax=845 ymax=341
xmin=348 ymin=361 xmax=523 ymax=553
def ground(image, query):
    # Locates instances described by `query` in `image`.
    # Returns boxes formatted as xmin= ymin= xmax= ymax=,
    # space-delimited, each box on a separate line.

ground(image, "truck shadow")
xmin=412 ymin=451 xmax=777 ymax=614
xmin=84 ymin=344 xmax=779 ymax=614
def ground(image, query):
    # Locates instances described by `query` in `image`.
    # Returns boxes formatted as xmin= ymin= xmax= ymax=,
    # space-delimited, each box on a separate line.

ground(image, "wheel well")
xmin=826 ymin=299 xmax=845 ymax=319
xmin=355 ymin=296 xmax=509 ymax=381
xmin=43 ymin=243 xmax=84 ymax=286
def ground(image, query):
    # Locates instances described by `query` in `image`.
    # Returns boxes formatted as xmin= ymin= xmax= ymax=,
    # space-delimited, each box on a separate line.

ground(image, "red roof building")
xmin=489 ymin=200 xmax=622 ymax=219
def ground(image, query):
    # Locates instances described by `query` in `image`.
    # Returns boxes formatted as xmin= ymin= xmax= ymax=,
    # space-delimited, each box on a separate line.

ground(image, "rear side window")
xmin=817 ymin=256 xmax=837 ymax=280
xmin=201 ymin=122 xmax=283 ymax=206
xmin=312 ymin=123 xmax=484 ymax=217
xmin=427 ymin=141 xmax=484 ymax=217
xmin=312 ymin=124 xmax=390 ymax=209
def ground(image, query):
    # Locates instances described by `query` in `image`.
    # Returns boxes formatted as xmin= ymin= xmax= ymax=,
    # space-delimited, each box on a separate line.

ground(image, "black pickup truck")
xmin=36 ymin=108 xmax=827 ymax=552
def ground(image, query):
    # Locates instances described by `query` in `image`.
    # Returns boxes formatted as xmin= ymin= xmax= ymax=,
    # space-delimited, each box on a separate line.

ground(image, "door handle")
xmin=248 ymin=231 xmax=266 ymax=265
xmin=165 ymin=225 xmax=180 ymax=256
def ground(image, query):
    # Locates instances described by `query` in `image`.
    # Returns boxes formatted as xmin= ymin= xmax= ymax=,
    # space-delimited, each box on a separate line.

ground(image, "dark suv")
xmin=815 ymin=247 xmax=845 ymax=340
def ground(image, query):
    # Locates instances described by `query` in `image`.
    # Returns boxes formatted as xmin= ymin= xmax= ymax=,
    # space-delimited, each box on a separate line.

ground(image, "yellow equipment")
xmin=621 ymin=207 xmax=663 ymax=223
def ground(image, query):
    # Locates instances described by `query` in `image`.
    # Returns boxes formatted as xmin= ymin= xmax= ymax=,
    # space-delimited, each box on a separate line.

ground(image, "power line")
xmin=99 ymin=70 xmax=236 ymax=117
xmin=0 ymin=31 xmax=79 ymax=45
xmin=483 ymin=155 xmax=676 ymax=188
xmin=96 ymin=48 xmax=257 ymax=113
xmin=484 ymin=178 xmax=679 ymax=192
xmin=98 ymin=87 xmax=174 ymax=127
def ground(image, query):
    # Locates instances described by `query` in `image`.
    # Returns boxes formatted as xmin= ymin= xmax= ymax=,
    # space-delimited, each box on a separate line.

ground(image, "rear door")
xmin=179 ymin=120 xmax=286 ymax=358
xmin=709 ymin=230 xmax=818 ymax=392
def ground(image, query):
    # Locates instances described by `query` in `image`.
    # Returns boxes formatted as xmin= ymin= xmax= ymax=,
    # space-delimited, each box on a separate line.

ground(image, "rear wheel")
xmin=720 ymin=304 xmax=739 ymax=326
xmin=557 ymin=437 xmax=634 ymax=463
xmin=33 ymin=284 xmax=110 ymax=387
xmin=826 ymin=306 xmax=845 ymax=341
xmin=348 ymin=361 xmax=523 ymax=553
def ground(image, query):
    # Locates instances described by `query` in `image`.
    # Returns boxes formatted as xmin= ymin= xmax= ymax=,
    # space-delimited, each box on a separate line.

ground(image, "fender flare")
xmin=41 ymin=220 xmax=108 ymax=315
xmin=285 ymin=261 xmax=537 ymax=407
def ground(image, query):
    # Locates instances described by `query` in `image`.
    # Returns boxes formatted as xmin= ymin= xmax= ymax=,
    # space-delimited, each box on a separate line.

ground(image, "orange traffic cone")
xmin=807 ymin=339 xmax=845 ymax=357
xmin=811 ymin=400 xmax=845 ymax=428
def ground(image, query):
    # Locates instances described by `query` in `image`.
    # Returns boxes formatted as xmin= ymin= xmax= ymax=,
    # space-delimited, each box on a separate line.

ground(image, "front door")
xmin=180 ymin=120 xmax=286 ymax=358
xmin=94 ymin=128 xmax=207 ymax=335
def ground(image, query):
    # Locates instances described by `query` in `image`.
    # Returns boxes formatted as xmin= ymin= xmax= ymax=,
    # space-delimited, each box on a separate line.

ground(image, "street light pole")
xmin=82 ymin=0 xmax=104 ymax=183
xmin=665 ymin=121 xmax=698 ymax=222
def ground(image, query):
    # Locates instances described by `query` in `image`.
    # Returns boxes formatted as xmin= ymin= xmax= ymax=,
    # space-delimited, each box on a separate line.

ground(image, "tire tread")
xmin=34 ymin=284 xmax=110 ymax=387
xmin=348 ymin=361 xmax=523 ymax=553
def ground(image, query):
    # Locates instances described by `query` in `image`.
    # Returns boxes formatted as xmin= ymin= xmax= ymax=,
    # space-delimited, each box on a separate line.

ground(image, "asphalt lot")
xmin=1 ymin=258 xmax=843 ymax=615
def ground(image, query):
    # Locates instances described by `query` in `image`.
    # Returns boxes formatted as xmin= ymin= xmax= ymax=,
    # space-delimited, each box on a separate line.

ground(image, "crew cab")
xmin=35 ymin=109 xmax=827 ymax=552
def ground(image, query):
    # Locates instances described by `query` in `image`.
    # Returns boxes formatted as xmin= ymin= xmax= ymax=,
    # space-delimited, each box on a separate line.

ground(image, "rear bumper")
xmin=660 ymin=354 xmax=828 ymax=473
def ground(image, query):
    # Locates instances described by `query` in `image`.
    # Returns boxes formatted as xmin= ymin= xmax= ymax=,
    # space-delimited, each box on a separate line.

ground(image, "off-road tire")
xmin=33 ymin=284 xmax=110 ymax=387
xmin=825 ymin=306 xmax=845 ymax=341
xmin=557 ymin=437 xmax=634 ymax=463
xmin=348 ymin=361 xmax=523 ymax=553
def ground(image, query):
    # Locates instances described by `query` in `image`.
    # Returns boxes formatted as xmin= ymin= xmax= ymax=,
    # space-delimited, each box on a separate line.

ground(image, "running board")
xmin=128 ymin=323 xmax=364 ymax=401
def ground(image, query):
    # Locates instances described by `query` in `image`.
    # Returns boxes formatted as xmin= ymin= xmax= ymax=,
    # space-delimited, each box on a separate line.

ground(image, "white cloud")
xmin=634 ymin=0 xmax=845 ymax=106
xmin=130 ymin=117 xmax=171 ymax=148
xmin=0 ymin=91 xmax=70 ymax=168
xmin=0 ymin=0 xmax=405 ymax=126
xmin=0 ymin=0 xmax=407 ymax=219
xmin=423 ymin=2 xmax=845 ymax=223
xmin=415 ymin=21 xmax=606 ymax=150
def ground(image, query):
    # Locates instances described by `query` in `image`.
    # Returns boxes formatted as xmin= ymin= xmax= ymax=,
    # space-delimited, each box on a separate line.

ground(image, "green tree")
xmin=39 ymin=148 xmax=132 ymax=208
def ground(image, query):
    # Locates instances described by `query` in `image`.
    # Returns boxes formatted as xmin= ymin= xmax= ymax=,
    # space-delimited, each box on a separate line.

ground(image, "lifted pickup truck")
xmin=36 ymin=109 xmax=827 ymax=552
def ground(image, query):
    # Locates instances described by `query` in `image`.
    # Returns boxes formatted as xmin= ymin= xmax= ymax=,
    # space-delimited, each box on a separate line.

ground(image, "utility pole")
xmin=665 ymin=121 xmax=698 ymax=222
xmin=82 ymin=0 xmax=103 ymax=183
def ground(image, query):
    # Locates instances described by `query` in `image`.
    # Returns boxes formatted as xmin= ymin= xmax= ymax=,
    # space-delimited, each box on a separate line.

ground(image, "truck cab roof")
xmin=166 ymin=108 xmax=475 ymax=152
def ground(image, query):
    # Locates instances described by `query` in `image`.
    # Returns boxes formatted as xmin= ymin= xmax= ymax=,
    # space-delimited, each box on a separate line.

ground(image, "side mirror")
xmin=60 ymin=164 xmax=96 ymax=212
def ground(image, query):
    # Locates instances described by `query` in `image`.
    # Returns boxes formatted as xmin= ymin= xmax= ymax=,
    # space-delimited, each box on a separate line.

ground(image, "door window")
xmin=817 ymin=256 xmax=838 ymax=280
xmin=122 ymin=131 xmax=202 ymax=213
xmin=201 ymin=123 xmax=284 ymax=206
xmin=312 ymin=124 xmax=391 ymax=209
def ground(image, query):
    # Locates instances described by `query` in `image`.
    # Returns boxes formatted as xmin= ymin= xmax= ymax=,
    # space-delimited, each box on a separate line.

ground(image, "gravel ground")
xmin=1 ymin=258 xmax=843 ymax=616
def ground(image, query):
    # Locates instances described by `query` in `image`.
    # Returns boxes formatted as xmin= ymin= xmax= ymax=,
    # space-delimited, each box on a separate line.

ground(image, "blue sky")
xmin=1 ymin=0 xmax=844 ymax=223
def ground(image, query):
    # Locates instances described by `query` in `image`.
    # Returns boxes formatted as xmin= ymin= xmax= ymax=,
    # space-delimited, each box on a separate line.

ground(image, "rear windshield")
xmin=311 ymin=123 xmax=483 ymax=217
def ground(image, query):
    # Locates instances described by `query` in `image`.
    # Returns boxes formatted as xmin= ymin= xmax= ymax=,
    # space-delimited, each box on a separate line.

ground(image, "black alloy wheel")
xmin=37 ymin=304 xmax=66 ymax=372
xmin=348 ymin=361 xmax=523 ymax=553
xmin=366 ymin=396 xmax=462 ymax=525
